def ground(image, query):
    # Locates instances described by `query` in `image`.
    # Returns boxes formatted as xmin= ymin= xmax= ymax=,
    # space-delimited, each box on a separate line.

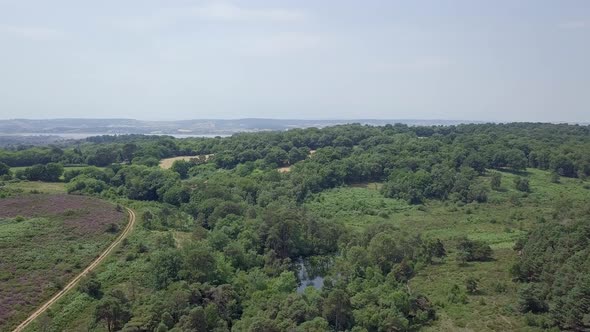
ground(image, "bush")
xmin=490 ymin=172 xmax=502 ymax=190
xmin=465 ymin=277 xmax=480 ymax=294
xmin=514 ymin=177 xmax=530 ymax=192
xmin=106 ymin=223 xmax=119 ymax=233
xmin=78 ymin=275 xmax=102 ymax=299
xmin=447 ymin=284 xmax=467 ymax=304
xmin=456 ymin=237 xmax=492 ymax=262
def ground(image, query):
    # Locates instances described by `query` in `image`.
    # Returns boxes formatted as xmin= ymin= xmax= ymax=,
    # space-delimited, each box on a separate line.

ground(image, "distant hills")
xmin=0 ymin=118 xmax=480 ymax=137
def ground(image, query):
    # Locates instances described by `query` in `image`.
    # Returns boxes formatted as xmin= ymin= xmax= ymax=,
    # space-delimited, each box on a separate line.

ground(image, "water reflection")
xmin=295 ymin=256 xmax=332 ymax=293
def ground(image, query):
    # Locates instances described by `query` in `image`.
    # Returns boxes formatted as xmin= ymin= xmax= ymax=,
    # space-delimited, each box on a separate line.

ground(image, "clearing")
xmin=159 ymin=155 xmax=213 ymax=169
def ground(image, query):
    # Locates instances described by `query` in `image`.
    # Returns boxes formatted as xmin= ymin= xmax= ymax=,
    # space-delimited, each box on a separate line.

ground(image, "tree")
xmin=44 ymin=163 xmax=64 ymax=181
xmin=180 ymin=242 xmax=216 ymax=283
xmin=94 ymin=292 xmax=131 ymax=332
xmin=517 ymin=283 xmax=548 ymax=313
xmin=178 ymin=306 xmax=208 ymax=332
xmin=490 ymin=172 xmax=502 ymax=190
xmin=549 ymin=172 xmax=560 ymax=183
xmin=22 ymin=163 xmax=64 ymax=182
xmin=323 ymin=289 xmax=353 ymax=330
xmin=87 ymin=147 xmax=118 ymax=167
xmin=368 ymin=232 xmax=404 ymax=273
xmin=0 ymin=161 xmax=9 ymax=176
xmin=23 ymin=164 xmax=45 ymax=181
xmin=456 ymin=237 xmax=492 ymax=262
xmin=381 ymin=170 xmax=433 ymax=204
xmin=264 ymin=147 xmax=289 ymax=167
xmin=152 ymin=249 xmax=184 ymax=289
xmin=464 ymin=153 xmax=487 ymax=174
xmin=121 ymin=143 xmax=138 ymax=162
xmin=171 ymin=160 xmax=192 ymax=179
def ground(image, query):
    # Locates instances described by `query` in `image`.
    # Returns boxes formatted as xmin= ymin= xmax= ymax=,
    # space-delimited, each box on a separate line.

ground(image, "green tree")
xmin=170 ymin=160 xmax=192 ymax=179
xmin=43 ymin=163 xmax=64 ymax=182
xmin=323 ymin=289 xmax=353 ymax=331
xmin=87 ymin=147 xmax=118 ymax=167
xmin=456 ymin=237 xmax=492 ymax=262
xmin=121 ymin=143 xmax=137 ymax=162
xmin=490 ymin=172 xmax=502 ymax=190
xmin=94 ymin=292 xmax=131 ymax=332
xmin=0 ymin=161 xmax=9 ymax=176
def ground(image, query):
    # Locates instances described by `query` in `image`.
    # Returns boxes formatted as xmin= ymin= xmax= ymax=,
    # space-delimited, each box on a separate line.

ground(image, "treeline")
xmin=511 ymin=198 xmax=590 ymax=330
xmin=1 ymin=123 xmax=589 ymax=179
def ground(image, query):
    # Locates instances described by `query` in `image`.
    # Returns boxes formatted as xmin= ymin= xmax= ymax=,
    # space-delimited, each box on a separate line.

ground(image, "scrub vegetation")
xmin=0 ymin=194 xmax=126 ymax=330
xmin=0 ymin=123 xmax=589 ymax=331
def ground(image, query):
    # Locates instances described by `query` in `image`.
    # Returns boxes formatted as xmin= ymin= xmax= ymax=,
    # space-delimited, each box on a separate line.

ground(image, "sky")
xmin=0 ymin=0 xmax=589 ymax=122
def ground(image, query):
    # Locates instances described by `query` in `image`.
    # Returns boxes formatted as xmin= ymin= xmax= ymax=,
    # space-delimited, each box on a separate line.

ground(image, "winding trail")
xmin=12 ymin=207 xmax=136 ymax=332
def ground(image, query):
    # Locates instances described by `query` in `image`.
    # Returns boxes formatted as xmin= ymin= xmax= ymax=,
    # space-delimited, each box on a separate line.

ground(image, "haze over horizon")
xmin=1 ymin=1 xmax=589 ymax=123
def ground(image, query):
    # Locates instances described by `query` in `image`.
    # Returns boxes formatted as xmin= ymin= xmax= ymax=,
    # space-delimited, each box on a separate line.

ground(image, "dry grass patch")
xmin=277 ymin=166 xmax=292 ymax=173
xmin=159 ymin=155 xmax=213 ymax=169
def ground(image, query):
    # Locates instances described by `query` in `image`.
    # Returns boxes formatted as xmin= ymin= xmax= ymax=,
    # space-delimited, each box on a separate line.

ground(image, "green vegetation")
xmin=0 ymin=195 xmax=126 ymax=330
xmin=0 ymin=123 xmax=588 ymax=331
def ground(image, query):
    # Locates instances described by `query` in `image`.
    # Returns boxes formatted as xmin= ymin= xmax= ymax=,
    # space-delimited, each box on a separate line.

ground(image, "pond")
xmin=295 ymin=256 xmax=333 ymax=293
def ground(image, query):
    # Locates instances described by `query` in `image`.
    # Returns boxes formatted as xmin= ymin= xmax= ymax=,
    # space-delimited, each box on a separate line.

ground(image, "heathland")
xmin=0 ymin=191 xmax=126 ymax=331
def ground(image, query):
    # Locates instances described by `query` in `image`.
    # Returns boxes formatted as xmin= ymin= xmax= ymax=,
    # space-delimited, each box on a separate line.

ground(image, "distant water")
xmin=2 ymin=133 xmax=230 ymax=139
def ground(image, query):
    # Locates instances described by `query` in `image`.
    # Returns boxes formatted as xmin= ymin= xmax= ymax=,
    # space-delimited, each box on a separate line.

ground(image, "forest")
xmin=0 ymin=122 xmax=589 ymax=331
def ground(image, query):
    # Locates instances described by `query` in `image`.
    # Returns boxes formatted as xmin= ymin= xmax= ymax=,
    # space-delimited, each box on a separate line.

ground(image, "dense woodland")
xmin=1 ymin=123 xmax=589 ymax=331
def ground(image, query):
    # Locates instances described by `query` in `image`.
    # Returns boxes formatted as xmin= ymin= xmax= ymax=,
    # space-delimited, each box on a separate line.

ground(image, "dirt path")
xmin=12 ymin=207 xmax=137 ymax=332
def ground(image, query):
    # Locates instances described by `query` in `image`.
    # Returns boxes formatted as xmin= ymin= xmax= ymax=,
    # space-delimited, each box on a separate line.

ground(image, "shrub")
xmin=490 ymin=172 xmax=502 ymax=190
xmin=456 ymin=237 xmax=492 ymax=262
xmin=465 ymin=277 xmax=480 ymax=294
xmin=106 ymin=223 xmax=119 ymax=233
xmin=447 ymin=284 xmax=467 ymax=304
xmin=514 ymin=177 xmax=530 ymax=192
xmin=78 ymin=275 xmax=102 ymax=299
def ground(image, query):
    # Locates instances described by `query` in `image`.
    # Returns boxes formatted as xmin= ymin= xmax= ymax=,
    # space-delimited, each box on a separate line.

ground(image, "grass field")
xmin=0 ymin=181 xmax=66 ymax=195
xmin=305 ymin=168 xmax=589 ymax=331
xmin=0 ymin=194 xmax=126 ymax=331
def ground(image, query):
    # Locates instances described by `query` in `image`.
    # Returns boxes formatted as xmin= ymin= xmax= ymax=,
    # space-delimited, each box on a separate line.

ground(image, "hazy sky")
xmin=0 ymin=1 xmax=589 ymax=122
